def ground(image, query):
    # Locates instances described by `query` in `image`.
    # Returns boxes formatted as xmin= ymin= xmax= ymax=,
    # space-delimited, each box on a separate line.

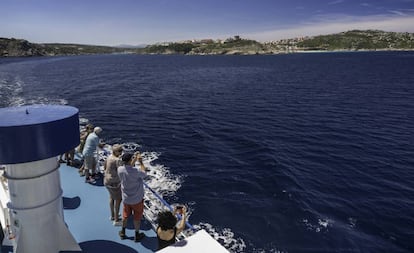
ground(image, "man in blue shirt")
xmin=82 ymin=126 xmax=104 ymax=183
xmin=117 ymin=151 xmax=146 ymax=242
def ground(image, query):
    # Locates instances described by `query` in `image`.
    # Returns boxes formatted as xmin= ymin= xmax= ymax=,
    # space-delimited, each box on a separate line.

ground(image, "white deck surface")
xmin=157 ymin=229 xmax=230 ymax=253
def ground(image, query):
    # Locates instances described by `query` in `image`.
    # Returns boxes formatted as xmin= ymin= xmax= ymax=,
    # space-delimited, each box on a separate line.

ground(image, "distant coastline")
xmin=1 ymin=30 xmax=413 ymax=57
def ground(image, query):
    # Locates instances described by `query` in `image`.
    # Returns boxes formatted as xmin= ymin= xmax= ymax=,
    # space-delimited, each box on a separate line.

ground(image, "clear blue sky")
xmin=1 ymin=0 xmax=414 ymax=46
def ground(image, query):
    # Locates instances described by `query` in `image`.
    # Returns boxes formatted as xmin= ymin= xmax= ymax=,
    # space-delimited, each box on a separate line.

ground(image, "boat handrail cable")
xmin=143 ymin=182 xmax=196 ymax=231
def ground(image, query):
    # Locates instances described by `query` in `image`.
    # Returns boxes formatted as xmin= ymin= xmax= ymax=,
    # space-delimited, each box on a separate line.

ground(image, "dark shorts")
xmin=123 ymin=200 xmax=144 ymax=221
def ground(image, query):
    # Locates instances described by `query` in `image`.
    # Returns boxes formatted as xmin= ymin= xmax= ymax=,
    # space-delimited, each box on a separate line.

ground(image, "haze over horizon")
xmin=1 ymin=0 xmax=414 ymax=46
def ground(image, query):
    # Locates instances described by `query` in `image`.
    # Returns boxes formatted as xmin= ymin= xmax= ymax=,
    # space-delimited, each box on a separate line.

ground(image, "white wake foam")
xmin=302 ymin=217 xmax=334 ymax=233
xmin=0 ymin=75 xmax=68 ymax=107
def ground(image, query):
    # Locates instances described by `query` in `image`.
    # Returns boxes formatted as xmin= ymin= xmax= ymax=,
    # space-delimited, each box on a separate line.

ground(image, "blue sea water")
xmin=0 ymin=52 xmax=413 ymax=252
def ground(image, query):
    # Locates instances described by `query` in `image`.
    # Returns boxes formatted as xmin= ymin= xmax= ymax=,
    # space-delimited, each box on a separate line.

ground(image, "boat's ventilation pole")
xmin=0 ymin=105 xmax=81 ymax=253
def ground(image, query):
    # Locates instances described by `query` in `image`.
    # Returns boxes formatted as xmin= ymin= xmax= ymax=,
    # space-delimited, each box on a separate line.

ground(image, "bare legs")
xmin=109 ymin=199 xmax=115 ymax=219
xmin=120 ymin=218 xmax=140 ymax=230
xmin=115 ymin=199 xmax=121 ymax=221
xmin=119 ymin=215 xmax=143 ymax=241
xmin=109 ymin=198 xmax=121 ymax=221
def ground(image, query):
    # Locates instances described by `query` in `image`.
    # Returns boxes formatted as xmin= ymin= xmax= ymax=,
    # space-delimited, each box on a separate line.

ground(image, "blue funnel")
xmin=0 ymin=105 xmax=80 ymax=164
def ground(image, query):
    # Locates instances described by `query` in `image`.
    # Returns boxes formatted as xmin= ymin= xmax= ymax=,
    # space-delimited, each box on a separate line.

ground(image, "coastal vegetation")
xmin=0 ymin=38 xmax=127 ymax=57
xmin=1 ymin=30 xmax=413 ymax=57
xmin=295 ymin=30 xmax=414 ymax=51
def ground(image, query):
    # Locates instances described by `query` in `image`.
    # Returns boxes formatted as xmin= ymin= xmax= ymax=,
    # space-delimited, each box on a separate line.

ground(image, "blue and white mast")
xmin=0 ymin=105 xmax=81 ymax=253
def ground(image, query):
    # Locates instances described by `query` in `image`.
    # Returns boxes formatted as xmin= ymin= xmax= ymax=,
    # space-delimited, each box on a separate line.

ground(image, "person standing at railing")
xmin=77 ymin=123 xmax=94 ymax=176
xmin=117 ymin=151 xmax=146 ymax=242
xmin=82 ymin=126 xmax=104 ymax=184
xmin=156 ymin=206 xmax=187 ymax=250
xmin=104 ymin=144 xmax=123 ymax=226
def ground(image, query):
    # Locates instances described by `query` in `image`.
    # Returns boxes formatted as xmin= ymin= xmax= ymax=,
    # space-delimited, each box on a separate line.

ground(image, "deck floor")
xmin=0 ymin=163 xmax=157 ymax=253
xmin=1 ymin=162 xmax=231 ymax=253
xmin=0 ymin=163 xmax=158 ymax=253
xmin=59 ymin=163 xmax=158 ymax=253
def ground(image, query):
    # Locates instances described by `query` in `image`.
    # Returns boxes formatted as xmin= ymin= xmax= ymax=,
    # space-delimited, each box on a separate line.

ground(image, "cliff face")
xmin=0 ymin=38 xmax=130 ymax=57
xmin=0 ymin=38 xmax=46 ymax=57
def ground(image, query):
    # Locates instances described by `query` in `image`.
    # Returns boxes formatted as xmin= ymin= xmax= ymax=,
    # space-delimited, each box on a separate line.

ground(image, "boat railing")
xmin=96 ymin=146 xmax=197 ymax=240
xmin=0 ymin=168 xmax=14 ymax=246
xmin=142 ymin=182 xmax=196 ymax=241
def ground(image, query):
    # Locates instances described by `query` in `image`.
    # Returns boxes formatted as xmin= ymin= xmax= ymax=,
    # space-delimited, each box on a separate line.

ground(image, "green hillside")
xmin=0 ymin=38 xmax=132 ymax=57
xmin=1 ymin=30 xmax=414 ymax=57
xmin=296 ymin=30 xmax=414 ymax=51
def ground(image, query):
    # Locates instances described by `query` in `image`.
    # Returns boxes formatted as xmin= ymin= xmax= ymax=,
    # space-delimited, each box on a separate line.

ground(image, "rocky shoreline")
xmin=1 ymin=30 xmax=414 ymax=57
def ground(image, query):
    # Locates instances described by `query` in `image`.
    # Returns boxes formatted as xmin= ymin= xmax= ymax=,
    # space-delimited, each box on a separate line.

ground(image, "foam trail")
xmin=0 ymin=76 xmax=24 ymax=106
xmin=0 ymin=75 xmax=68 ymax=107
xmin=302 ymin=217 xmax=334 ymax=233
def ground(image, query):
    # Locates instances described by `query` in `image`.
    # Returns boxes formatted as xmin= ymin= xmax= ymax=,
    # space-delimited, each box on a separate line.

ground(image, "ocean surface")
xmin=0 ymin=52 xmax=413 ymax=252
